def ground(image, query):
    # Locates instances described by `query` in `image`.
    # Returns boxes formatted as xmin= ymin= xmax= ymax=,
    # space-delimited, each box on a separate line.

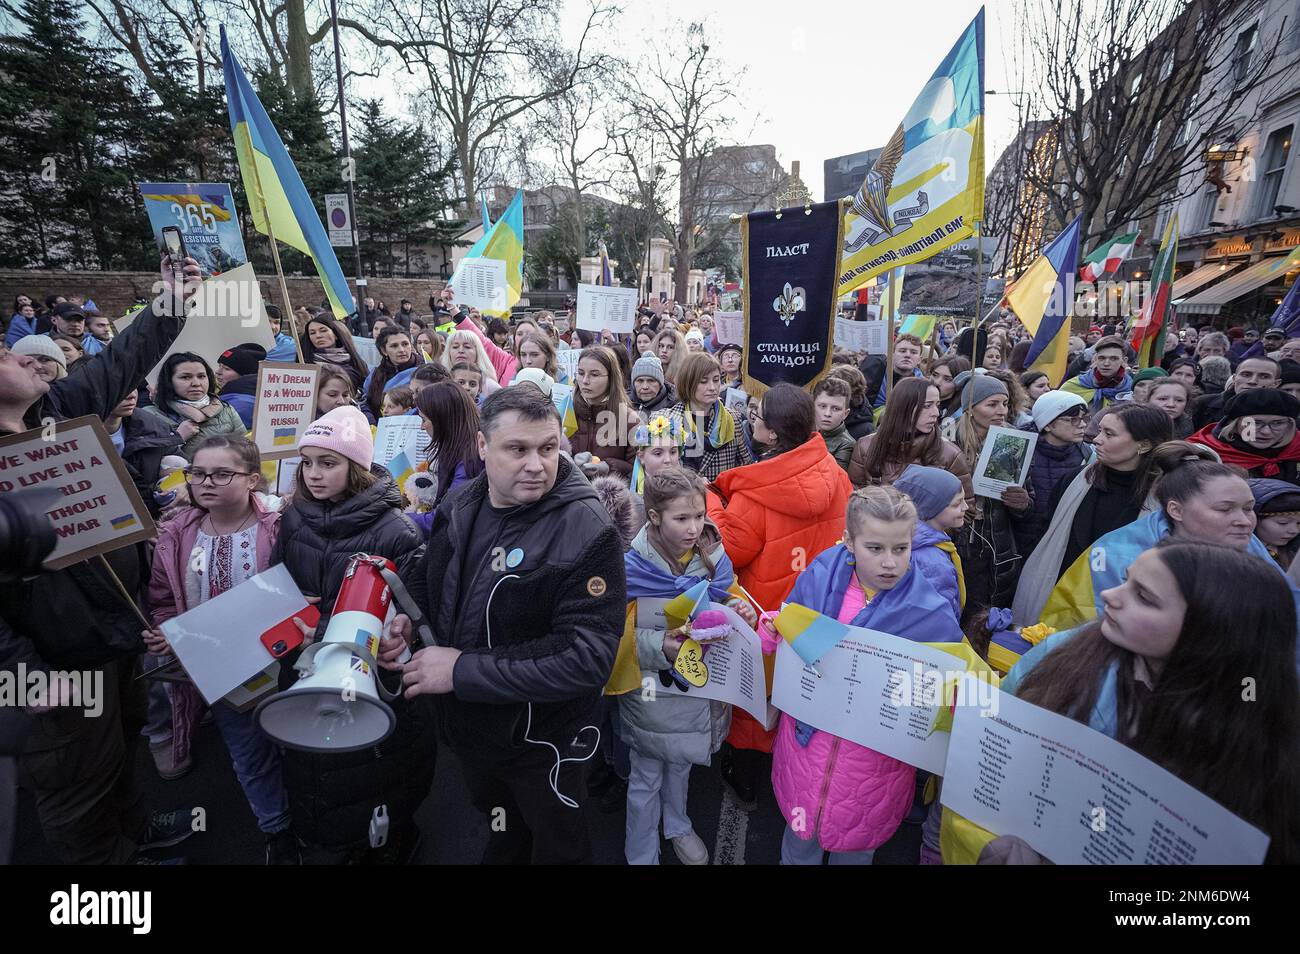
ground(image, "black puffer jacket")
xmin=956 ymin=496 xmax=1022 ymax=626
xmin=403 ymin=453 xmax=626 ymax=762
xmin=120 ymin=410 xmax=183 ymax=517
xmin=632 ymin=381 xmax=677 ymax=417
xmin=274 ymin=466 xmax=433 ymax=851
xmin=275 ymin=466 xmax=424 ymax=616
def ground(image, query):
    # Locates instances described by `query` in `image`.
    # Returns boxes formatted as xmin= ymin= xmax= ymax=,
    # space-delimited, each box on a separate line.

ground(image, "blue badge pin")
xmin=506 ymin=547 xmax=524 ymax=568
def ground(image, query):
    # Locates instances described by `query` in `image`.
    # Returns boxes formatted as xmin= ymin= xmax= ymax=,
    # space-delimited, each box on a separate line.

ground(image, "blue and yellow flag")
xmin=898 ymin=313 xmax=939 ymax=342
xmin=663 ymin=579 xmax=710 ymax=631
xmin=220 ymin=27 xmax=354 ymax=321
xmin=1007 ymin=214 xmax=1082 ymax=387
xmin=479 ymin=189 xmax=492 ymax=232
xmin=838 ymin=9 xmax=985 ymax=295
xmin=452 ymin=190 xmax=524 ymax=318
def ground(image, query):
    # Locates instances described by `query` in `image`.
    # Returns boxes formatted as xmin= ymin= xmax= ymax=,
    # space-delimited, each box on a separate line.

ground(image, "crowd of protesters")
xmin=1 ymin=271 xmax=1297 ymax=867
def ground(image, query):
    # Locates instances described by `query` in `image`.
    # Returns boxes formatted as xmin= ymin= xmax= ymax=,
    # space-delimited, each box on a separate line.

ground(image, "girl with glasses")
xmin=1189 ymin=388 xmax=1300 ymax=483
xmin=1013 ymin=390 xmax=1094 ymax=556
xmin=142 ymin=435 xmax=297 ymax=862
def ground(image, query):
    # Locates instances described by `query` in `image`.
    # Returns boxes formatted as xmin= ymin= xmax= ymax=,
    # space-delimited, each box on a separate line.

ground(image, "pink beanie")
xmin=299 ymin=405 xmax=373 ymax=470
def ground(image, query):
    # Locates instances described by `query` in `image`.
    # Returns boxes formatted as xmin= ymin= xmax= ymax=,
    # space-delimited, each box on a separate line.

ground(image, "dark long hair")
xmin=860 ymin=377 xmax=941 ymax=480
xmin=1089 ymin=402 xmax=1173 ymax=500
xmin=414 ymin=381 xmax=484 ymax=506
xmin=300 ymin=314 xmax=368 ymax=382
xmin=1016 ymin=542 xmax=1300 ymax=863
xmin=366 ymin=326 xmax=421 ymax=416
xmin=759 ymin=383 xmax=815 ymax=457
xmin=933 ymin=355 xmax=971 ymax=416
xmin=155 ymin=351 xmax=219 ymax=407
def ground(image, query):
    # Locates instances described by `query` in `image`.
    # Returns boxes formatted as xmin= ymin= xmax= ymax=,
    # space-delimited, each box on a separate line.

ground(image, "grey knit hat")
xmin=632 ymin=353 xmax=665 ymax=386
xmin=958 ymin=369 xmax=1008 ymax=408
xmin=13 ymin=334 xmax=67 ymax=368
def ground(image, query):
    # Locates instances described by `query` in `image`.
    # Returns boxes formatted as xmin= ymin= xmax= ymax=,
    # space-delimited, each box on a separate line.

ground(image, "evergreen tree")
xmin=351 ymin=99 xmax=462 ymax=277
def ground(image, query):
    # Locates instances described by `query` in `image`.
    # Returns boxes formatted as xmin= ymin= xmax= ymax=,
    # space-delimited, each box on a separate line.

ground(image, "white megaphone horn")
xmin=255 ymin=554 xmax=399 ymax=752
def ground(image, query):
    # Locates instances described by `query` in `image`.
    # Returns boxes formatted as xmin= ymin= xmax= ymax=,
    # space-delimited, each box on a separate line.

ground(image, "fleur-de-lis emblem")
xmin=772 ymin=283 xmax=806 ymax=326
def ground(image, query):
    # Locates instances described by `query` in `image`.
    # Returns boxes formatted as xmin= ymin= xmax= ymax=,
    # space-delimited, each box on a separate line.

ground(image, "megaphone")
xmin=256 ymin=554 xmax=399 ymax=752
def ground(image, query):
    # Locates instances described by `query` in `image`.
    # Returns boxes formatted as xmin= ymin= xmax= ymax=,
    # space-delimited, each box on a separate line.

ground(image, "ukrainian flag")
xmin=663 ymin=579 xmax=710 ymax=631
xmin=560 ymin=390 xmax=578 ymax=439
xmin=220 ymin=27 xmax=355 ymax=321
xmin=110 ymin=514 xmax=138 ymax=531
xmin=774 ymin=603 xmax=849 ymax=667
xmin=1006 ymin=215 xmax=1082 ymax=387
xmin=386 ymin=450 xmax=416 ymax=490
xmin=272 ymin=426 xmax=296 ymax=447
xmin=838 ymin=9 xmax=984 ymax=294
xmin=898 ymin=314 xmax=938 ymax=342
xmin=451 ymin=190 xmax=524 ymax=318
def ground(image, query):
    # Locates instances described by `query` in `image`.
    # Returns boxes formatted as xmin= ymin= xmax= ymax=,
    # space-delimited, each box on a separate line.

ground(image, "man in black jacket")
xmin=0 ymin=254 xmax=201 ymax=863
xmin=387 ymin=386 xmax=625 ymax=863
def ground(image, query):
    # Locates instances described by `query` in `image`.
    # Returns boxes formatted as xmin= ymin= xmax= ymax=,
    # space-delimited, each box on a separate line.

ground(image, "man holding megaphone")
xmin=380 ymin=386 xmax=626 ymax=865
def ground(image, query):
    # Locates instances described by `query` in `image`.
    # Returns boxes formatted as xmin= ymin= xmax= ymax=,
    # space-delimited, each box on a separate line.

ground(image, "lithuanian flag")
xmin=1128 ymin=213 xmax=1177 ymax=369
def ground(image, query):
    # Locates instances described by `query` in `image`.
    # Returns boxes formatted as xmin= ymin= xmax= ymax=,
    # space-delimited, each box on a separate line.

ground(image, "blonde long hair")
xmin=441 ymin=329 xmax=498 ymax=384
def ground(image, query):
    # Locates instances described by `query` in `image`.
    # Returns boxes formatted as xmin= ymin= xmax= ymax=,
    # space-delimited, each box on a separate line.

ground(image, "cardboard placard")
xmin=251 ymin=362 xmax=320 ymax=461
xmin=0 ymin=416 xmax=157 ymax=570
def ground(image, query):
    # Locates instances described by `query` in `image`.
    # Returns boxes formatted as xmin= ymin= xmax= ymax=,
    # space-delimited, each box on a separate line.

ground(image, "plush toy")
xmin=688 ymin=609 xmax=731 ymax=644
xmin=403 ymin=466 xmax=439 ymax=512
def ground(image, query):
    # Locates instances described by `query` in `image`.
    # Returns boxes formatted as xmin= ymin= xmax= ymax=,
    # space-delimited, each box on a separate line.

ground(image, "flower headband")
xmin=634 ymin=414 xmax=687 ymax=447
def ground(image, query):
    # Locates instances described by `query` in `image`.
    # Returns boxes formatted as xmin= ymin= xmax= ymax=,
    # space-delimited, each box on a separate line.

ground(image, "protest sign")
xmin=724 ymin=387 xmax=749 ymax=420
xmin=251 ymin=362 xmax=319 ymax=461
xmin=0 ymin=416 xmax=156 ymax=571
xmin=713 ymin=310 xmax=744 ymax=346
xmin=162 ymin=565 xmax=311 ymax=705
xmin=834 ymin=317 xmax=888 ymax=354
xmin=451 ymin=257 xmax=509 ymax=312
xmin=550 ymin=382 xmax=574 ymax=414
xmin=352 ymin=335 xmax=380 ymax=369
xmin=146 ymin=263 xmax=276 ymax=387
xmin=555 ymin=348 xmax=581 ymax=383
xmin=942 ymin=677 xmax=1271 ymax=864
xmin=373 ymin=415 xmax=430 ymax=470
xmin=971 ymin=425 xmax=1037 ymax=499
xmin=576 ymin=283 xmax=638 ymax=333
xmin=771 ymin=627 xmax=962 ymax=774
xmin=139 ymin=181 xmax=248 ymax=278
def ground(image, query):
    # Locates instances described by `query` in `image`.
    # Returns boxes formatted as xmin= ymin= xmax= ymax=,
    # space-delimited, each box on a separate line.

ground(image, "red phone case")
xmin=260 ymin=604 xmax=320 ymax=658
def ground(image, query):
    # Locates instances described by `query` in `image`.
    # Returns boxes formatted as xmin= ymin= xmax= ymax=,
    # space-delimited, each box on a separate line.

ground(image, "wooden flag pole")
xmin=240 ymin=129 xmax=305 ymax=363
xmin=98 ymin=554 xmax=153 ymax=631
xmin=884 ymin=268 xmax=897 ymax=404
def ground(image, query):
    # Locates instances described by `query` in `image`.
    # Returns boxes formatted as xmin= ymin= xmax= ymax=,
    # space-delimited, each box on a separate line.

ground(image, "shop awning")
xmin=1178 ymin=257 xmax=1295 ymax=315
xmin=1171 ymin=261 xmax=1241 ymax=300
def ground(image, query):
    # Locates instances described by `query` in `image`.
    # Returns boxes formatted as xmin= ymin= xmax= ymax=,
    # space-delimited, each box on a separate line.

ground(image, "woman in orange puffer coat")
xmin=706 ymin=384 xmax=852 ymax=808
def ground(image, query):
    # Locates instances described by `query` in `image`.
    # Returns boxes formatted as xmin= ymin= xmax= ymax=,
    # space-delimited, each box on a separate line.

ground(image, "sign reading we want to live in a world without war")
xmin=0 ymin=416 xmax=157 ymax=570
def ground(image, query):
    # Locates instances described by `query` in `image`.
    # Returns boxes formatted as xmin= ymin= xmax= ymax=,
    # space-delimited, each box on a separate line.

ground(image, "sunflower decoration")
xmin=633 ymin=414 xmax=686 ymax=448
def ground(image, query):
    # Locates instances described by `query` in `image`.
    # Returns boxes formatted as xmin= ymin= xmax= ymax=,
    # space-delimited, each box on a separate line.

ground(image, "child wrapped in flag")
xmin=614 ymin=467 xmax=758 ymax=865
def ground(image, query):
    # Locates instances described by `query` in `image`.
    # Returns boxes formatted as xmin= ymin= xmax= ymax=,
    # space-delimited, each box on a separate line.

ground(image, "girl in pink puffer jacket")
xmin=759 ymin=486 xmax=963 ymax=863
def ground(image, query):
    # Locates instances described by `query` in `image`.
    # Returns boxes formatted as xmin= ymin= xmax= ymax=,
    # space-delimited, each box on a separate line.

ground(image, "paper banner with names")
xmin=373 ymin=415 xmax=430 ymax=470
xmin=635 ymin=601 xmax=768 ymax=722
xmin=576 ymin=283 xmax=639 ymax=334
xmin=942 ymin=677 xmax=1271 ymax=865
xmin=771 ymin=626 xmax=958 ymax=774
xmin=834 ymin=317 xmax=888 ymax=354
xmin=451 ymin=257 xmax=509 ymax=313
xmin=251 ymin=362 xmax=320 ymax=461
xmin=713 ymin=310 xmax=744 ymax=346
xmin=0 ymin=416 xmax=157 ymax=570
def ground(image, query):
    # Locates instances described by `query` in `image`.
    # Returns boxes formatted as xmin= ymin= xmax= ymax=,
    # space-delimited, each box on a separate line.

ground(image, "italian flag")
xmin=1080 ymin=232 xmax=1140 ymax=282
xmin=1129 ymin=216 xmax=1177 ymax=368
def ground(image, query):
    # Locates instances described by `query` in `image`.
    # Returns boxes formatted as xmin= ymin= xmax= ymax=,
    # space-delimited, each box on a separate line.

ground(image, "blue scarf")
xmin=624 ymin=546 xmax=735 ymax=604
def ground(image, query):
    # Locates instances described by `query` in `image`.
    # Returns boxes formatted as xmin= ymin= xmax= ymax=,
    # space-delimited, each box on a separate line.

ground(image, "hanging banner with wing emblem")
xmin=741 ymin=199 xmax=847 ymax=394
xmin=837 ymin=8 xmax=985 ymax=296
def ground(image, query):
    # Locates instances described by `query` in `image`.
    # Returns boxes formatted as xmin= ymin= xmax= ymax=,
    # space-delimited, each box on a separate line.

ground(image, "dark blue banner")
xmin=741 ymin=199 xmax=846 ymax=392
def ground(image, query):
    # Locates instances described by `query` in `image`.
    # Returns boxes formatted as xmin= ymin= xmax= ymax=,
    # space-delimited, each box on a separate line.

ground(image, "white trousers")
xmin=624 ymin=748 xmax=693 ymax=865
